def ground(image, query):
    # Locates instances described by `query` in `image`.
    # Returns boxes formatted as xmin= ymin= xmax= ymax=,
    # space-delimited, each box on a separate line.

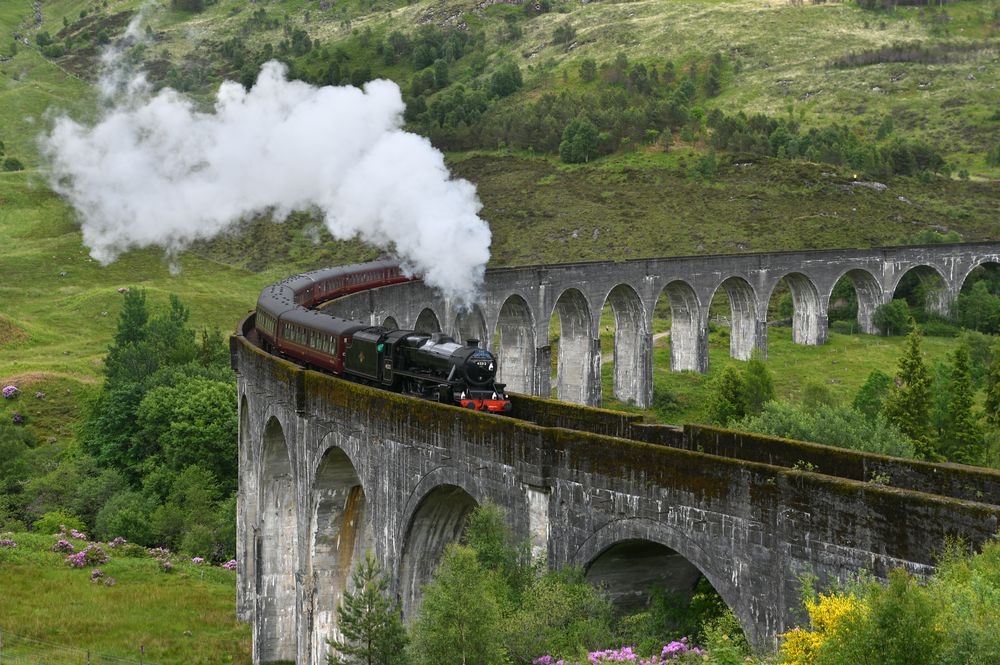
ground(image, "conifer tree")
xmin=985 ymin=342 xmax=1000 ymax=431
xmin=942 ymin=344 xmax=982 ymax=464
xmin=884 ymin=324 xmax=936 ymax=458
xmin=327 ymin=553 xmax=408 ymax=665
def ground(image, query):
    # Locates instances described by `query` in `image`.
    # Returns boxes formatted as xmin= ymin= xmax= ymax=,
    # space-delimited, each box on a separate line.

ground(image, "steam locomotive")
xmin=253 ymin=261 xmax=511 ymax=413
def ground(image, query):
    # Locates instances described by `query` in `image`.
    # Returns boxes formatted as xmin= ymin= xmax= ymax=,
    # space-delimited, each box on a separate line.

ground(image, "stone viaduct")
xmin=322 ymin=242 xmax=1000 ymax=408
xmin=234 ymin=243 xmax=1000 ymax=665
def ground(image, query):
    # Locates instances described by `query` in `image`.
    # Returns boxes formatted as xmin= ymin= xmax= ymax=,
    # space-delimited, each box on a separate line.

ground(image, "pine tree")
xmin=327 ymin=553 xmax=408 ymax=665
xmin=942 ymin=345 xmax=983 ymax=464
xmin=985 ymin=341 xmax=1000 ymax=431
xmin=884 ymin=324 xmax=936 ymax=459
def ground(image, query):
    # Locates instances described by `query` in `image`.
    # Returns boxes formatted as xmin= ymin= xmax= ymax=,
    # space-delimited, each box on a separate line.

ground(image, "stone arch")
xmin=601 ymin=284 xmax=650 ymax=406
xmin=494 ymin=294 xmax=536 ymax=395
xmin=769 ymin=272 xmax=824 ymax=345
xmin=258 ymin=416 xmax=298 ymax=664
xmin=585 ymin=539 xmax=705 ymax=612
xmin=398 ymin=484 xmax=479 ymax=618
xmin=958 ymin=259 xmax=1000 ymax=294
xmin=709 ymin=277 xmax=759 ymax=361
xmin=454 ymin=305 xmax=488 ymax=347
xmin=310 ymin=446 xmax=373 ymax=665
xmin=549 ymin=288 xmax=595 ymax=405
xmin=414 ymin=308 xmax=441 ymax=334
xmin=657 ymin=280 xmax=705 ymax=372
xmin=828 ymin=268 xmax=883 ymax=335
xmin=572 ymin=518 xmax=751 ymax=645
xmin=889 ymin=264 xmax=950 ymax=317
xmin=382 ymin=316 xmax=399 ymax=331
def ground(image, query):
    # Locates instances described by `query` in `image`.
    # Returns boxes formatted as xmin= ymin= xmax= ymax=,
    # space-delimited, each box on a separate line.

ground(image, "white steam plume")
xmin=42 ymin=46 xmax=491 ymax=302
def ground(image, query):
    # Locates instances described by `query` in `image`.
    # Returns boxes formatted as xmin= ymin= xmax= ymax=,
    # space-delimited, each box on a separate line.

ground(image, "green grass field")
xmin=601 ymin=325 xmax=966 ymax=423
xmin=0 ymin=533 xmax=249 ymax=665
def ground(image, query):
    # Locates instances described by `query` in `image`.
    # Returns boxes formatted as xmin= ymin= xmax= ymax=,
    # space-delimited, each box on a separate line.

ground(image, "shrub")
xmin=33 ymin=511 xmax=86 ymax=535
xmin=95 ymin=491 xmax=155 ymax=545
xmin=2 ymin=157 xmax=24 ymax=172
xmin=735 ymin=402 xmax=915 ymax=458
xmin=920 ymin=319 xmax=960 ymax=337
xmin=873 ymin=300 xmax=912 ymax=336
xmin=779 ymin=592 xmax=860 ymax=664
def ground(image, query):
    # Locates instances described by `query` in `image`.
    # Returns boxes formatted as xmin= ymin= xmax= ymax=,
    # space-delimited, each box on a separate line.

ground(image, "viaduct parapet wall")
xmin=233 ymin=317 xmax=1000 ymax=665
xmin=323 ymin=242 xmax=1000 ymax=408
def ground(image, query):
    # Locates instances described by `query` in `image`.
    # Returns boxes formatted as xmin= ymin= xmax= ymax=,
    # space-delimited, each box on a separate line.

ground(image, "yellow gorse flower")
xmin=778 ymin=592 xmax=860 ymax=665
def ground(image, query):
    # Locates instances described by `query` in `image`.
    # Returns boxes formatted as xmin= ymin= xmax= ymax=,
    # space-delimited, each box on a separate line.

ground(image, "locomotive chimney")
xmin=466 ymin=339 xmax=479 ymax=347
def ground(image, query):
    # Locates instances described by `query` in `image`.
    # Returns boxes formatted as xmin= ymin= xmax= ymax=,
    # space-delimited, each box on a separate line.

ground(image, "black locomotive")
xmin=253 ymin=261 xmax=511 ymax=413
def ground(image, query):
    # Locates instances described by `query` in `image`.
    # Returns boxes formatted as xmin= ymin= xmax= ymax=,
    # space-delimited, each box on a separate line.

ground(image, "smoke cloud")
xmin=42 ymin=47 xmax=491 ymax=302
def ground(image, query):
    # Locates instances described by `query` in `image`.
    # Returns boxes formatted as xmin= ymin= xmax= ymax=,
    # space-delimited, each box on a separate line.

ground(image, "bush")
xmin=920 ymin=319 xmax=960 ymax=337
xmin=95 ymin=492 xmax=155 ymax=545
xmin=873 ymin=300 xmax=912 ymax=336
xmin=33 ymin=511 xmax=86 ymax=535
xmin=3 ymin=157 xmax=24 ymax=172
xmin=735 ymin=401 xmax=916 ymax=458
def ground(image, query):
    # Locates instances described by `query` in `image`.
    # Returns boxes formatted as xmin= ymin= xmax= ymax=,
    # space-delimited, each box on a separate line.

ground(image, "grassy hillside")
xmin=0 ymin=532 xmax=248 ymax=664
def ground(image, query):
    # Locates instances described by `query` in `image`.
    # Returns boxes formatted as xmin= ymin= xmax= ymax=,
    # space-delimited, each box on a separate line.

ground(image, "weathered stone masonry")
xmin=234 ymin=316 xmax=1000 ymax=665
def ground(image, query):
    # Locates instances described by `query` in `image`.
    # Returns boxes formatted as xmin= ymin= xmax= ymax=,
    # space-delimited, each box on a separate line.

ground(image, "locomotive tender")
xmin=253 ymin=260 xmax=511 ymax=413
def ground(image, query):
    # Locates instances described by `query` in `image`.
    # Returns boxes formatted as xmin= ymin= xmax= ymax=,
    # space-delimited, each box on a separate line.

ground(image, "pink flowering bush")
xmin=52 ymin=539 xmax=75 ymax=553
xmin=69 ymin=528 xmax=88 ymax=541
xmin=0 ymin=538 xmax=16 ymax=548
xmin=65 ymin=544 xmax=109 ymax=568
xmin=533 ymin=657 xmax=566 ymax=665
xmin=90 ymin=569 xmax=105 ymax=582
xmin=148 ymin=547 xmax=171 ymax=561
xmin=534 ymin=639 xmax=705 ymax=665
xmin=221 ymin=559 xmax=237 ymax=571
xmin=108 ymin=536 xmax=128 ymax=549
xmin=191 ymin=556 xmax=205 ymax=565
xmin=2 ymin=385 xmax=18 ymax=399
xmin=161 ymin=560 xmax=173 ymax=573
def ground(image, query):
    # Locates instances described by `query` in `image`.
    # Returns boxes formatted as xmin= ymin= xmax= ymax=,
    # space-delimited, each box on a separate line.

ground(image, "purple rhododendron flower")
xmin=52 ymin=539 xmax=75 ymax=553
xmin=148 ymin=547 xmax=171 ymax=560
xmin=222 ymin=559 xmax=237 ymax=570
xmin=0 ymin=538 xmax=16 ymax=548
xmin=2 ymin=385 xmax=18 ymax=399
xmin=65 ymin=544 xmax=109 ymax=568
xmin=191 ymin=556 xmax=204 ymax=564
